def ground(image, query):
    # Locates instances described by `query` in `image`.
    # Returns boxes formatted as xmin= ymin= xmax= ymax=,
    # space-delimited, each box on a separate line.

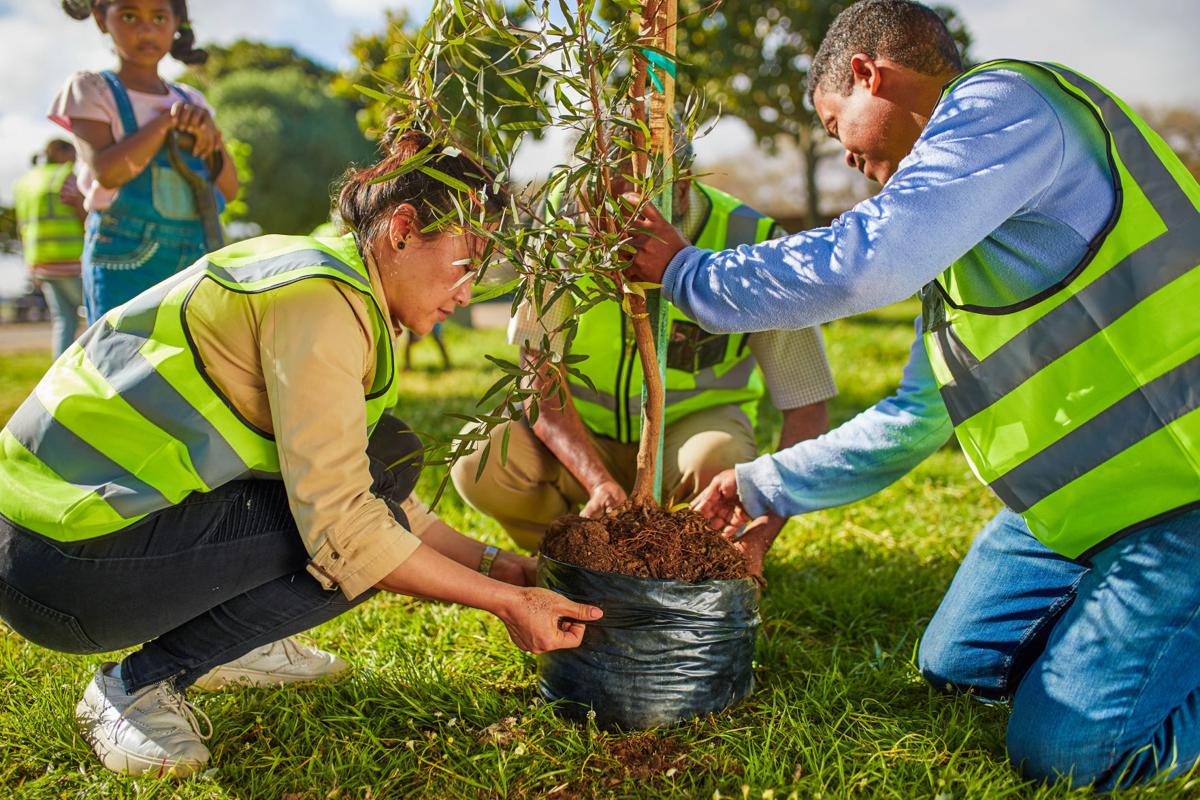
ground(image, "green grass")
xmin=1 ymin=303 xmax=1196 ymax=799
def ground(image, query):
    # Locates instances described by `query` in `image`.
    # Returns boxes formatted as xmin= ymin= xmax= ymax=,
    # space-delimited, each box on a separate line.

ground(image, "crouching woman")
xmin=0 ymin=129 xmax=601 ymax=776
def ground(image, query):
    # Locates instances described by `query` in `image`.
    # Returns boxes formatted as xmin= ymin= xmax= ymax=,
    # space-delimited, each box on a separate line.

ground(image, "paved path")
xmin=0 ymin=323 xmax=53 ymax=355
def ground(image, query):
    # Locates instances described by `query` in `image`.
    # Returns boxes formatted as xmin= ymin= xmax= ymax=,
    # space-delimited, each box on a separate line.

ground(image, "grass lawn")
xmin=0 ymin=302 xmax=1193 ymax=799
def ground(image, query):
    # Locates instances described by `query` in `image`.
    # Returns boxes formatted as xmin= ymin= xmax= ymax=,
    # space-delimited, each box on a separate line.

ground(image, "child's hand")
xmin=168 ymin=102 xmax=221 ymax=160
xmin=58 ymin=175 xmax=85 ymax=210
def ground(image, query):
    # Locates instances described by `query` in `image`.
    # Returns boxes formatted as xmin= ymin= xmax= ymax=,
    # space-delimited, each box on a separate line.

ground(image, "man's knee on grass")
xmin=917 ymin=621 xmax=1011 ymax=699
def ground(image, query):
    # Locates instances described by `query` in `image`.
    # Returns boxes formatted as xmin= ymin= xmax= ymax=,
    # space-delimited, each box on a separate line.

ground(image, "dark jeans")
xmin=0 ymin=416 xmax=421 ymax=693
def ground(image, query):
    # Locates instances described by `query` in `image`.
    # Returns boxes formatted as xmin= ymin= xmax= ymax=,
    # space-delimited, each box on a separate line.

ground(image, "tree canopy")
xmin=179 ymin=40 xmax=333 ymax=91
xmin=206 ymin=67 xmax=374 ymax=235
xmin=335 ymin=4 xmax=547 ymax=146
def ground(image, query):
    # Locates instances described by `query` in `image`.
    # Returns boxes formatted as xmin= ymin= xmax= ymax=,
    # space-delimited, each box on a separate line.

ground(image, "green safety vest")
xmin=554 ymin=183 xmax=776 ymax=442
xmin=0 ymin=233 xmax=398 ymax=542
xmin=12 ymin=162 xmax=84 ymax=266
xmin=920 ymin=60 xmax=1200 ymax=561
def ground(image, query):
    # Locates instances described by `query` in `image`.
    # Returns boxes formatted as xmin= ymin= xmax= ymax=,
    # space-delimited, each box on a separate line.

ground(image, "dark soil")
xmin=540 ymin=504 xmax=749 ymax=581
xmin=604 ymin=732 xmax=687 ymax=779
xmin=544 ymin=733 xmax=690 ymax=798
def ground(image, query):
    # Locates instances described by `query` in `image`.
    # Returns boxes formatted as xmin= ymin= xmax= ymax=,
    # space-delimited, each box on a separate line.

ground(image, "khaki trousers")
xmin=450 ymin=404 xmax=757 ymax=551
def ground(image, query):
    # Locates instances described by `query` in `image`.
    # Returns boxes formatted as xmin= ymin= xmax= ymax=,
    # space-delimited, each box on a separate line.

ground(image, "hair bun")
xmin=62 ymin=0 xmax=93 ymax=20
xmin=389 ymin=129 xmax=432 ymax=159
xmin=381 ymin=114 xmax=432 ymax=159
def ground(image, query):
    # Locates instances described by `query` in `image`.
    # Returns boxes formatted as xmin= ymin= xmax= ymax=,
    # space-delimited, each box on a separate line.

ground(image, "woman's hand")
xmin=581 ymin=479 xmax=627 ymax=519
xmin=169 ymin=102 xmax=221 ymax=160
xmin=490 ymin=550 xmax=538 ymax=587
xmin=498 ymin=587 xmax=603 ymax=653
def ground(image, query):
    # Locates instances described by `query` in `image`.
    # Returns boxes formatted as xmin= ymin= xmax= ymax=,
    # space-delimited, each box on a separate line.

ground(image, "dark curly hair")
xmin=337 ymin=119 xmax=507 ymax=248
xmin=62 ymin=0 xmax=208 ymax=65
xmin=807 ymin=0 xmax=961 ymax=102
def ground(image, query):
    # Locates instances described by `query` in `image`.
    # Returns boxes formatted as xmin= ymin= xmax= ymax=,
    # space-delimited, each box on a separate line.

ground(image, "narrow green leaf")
xmin=417 ymin=165 xmax=473 ymax=194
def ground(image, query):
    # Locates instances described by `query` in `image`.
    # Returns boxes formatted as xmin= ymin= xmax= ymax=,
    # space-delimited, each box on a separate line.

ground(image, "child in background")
xmin=53 ymin=0 xmax=238 ymax=322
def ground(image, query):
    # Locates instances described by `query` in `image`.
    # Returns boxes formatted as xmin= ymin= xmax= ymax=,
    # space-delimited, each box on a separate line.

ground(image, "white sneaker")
xmin=191 ymin=637 xmax=349 ymax=691
xmin=75 ymin=664 xmax=212 ymax=777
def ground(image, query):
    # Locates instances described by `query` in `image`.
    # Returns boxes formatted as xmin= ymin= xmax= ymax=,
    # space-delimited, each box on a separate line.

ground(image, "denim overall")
xmin=81 ymin=71 xmax=220 ymax=322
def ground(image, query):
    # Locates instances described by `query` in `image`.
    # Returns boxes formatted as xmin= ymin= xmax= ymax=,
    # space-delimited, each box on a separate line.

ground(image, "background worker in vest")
xmin=0 ymin=128 xmax=601 ymax=777
xmin=627 ymin=0 xmax=1200 ymax=790
xmin=451 ymin=166 xmax=838 ymax=573
xmin=12 ymin=139 xmax=86 ymax=356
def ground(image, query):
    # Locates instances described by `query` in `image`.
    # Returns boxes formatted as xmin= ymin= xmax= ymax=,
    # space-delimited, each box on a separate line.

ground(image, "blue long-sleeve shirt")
xmin=736 ymin=319 xmax=954 ymax=517
xmin=664 ymin=66 xmax=1118 ymax=517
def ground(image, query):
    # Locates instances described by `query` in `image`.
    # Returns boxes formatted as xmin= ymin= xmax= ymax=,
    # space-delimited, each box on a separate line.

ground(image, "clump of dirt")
xmin=541 ymin=504 xmax=748 ymax=581
xmin=604 ymin=732 xmax=687 ymax=780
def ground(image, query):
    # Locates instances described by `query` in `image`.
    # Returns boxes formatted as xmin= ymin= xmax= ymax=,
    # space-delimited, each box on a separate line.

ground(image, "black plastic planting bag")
xmin=536 ymin=555 xmax=760 ymax=730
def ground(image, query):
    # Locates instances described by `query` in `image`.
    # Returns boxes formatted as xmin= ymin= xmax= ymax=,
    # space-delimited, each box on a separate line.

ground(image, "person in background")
xmin=453 ymin=167 xmax=836 ymax=575
xmin=53 ymin=0 xmax=239 ymax=322
xmin=12 ymin=139 xmax=85 ymax=356
xmin=404 ymin=322 xmax=452 ymax=372
xmin=0 ymin=128 xmax=599 ymax=777
xmin=628 ymin=0 xmax=1200 ymax=789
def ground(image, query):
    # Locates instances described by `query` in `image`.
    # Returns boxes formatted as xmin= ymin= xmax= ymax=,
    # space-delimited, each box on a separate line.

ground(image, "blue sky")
xmin=0 ymin=0 xmax=1196 ymax=202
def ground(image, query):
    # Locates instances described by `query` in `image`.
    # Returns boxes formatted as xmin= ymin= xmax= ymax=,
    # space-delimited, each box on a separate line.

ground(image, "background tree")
xmin=0 ymin=206 xmax=18 ymax=254
xmin=179 ymin=40 xmax=332 ymax=91
xmin=206 ymin=67 xmax=374 ymax=234
xmin=1142 ymin=106 xmax=1200 ymax=180
xmin=613 ymin=0 xmax=972 ymax=227
xmin=334 ymin=4 xmax=546 ymax=147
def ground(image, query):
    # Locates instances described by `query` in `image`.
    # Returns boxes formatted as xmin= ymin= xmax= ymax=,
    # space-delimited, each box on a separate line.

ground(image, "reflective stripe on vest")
xmin=564 ymin=183 xmax=775 ymax=442
xmin=921 ymin=60 xmax=1200 ymax=560
xmin=13 ymin=162 xmax=84 ymax=265
xmin=0 ymin=234 xmax=398 ymax=541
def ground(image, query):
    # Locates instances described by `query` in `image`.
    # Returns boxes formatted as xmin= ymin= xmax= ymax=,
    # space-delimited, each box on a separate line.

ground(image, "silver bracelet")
xmin=478 ymin=545 xmax=500 ymax=576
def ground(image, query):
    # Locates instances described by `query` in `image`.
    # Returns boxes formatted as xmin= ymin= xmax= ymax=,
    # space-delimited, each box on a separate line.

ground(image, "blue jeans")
xmin=36 ymin=275 xmax=83 ymax=357
xmin=82 ymin=211 xmax=206 ymax=324
xmin=919 ymin=507 xmax=1200 ymax=789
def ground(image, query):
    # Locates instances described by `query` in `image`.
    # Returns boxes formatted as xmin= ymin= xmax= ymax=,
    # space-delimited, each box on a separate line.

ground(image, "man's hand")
xmin=59 ymin=175 xmax=86 ymax=221
xmin=59 ymin=175 xmax=84 ymax=209
xmin=581 ymin=479 xmax=627 ymax=519
xmin=691 ymin=468 xmax=752 ymax=535
xmin=623 ymin=192 xmax=689 ymax=284
xmin=733 ymin=515 xmax=786 ymax=584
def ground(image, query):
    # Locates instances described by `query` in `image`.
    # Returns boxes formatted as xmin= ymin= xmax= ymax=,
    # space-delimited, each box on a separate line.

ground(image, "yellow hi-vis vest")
xmin=0 ymin=234 xmax=398 ymax=542
xmin=13 ymin=162 xmax=84 ymax=266
xmin=921 ymin=60 xmax=1200 ymax=561
xmin=562 ymin=183 xmax=776 ymax=442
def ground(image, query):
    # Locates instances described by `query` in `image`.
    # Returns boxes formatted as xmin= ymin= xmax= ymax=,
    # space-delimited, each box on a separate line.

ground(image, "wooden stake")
xmin=628 ymin=0 xmax=677 ymax=506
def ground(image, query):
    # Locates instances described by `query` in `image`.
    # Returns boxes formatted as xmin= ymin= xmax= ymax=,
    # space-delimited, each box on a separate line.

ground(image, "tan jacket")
xmin=185 ymin=255 xmax=439 ymax=600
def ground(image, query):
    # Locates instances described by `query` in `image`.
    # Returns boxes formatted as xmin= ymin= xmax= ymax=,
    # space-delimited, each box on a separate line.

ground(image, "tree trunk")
xmin=799 ymin=123 xmax=823 ymax=230
xmin=628 ymin=294 xmax=665 ymax=505
xmin=627 ymin=0 xmax=676 ymax=507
